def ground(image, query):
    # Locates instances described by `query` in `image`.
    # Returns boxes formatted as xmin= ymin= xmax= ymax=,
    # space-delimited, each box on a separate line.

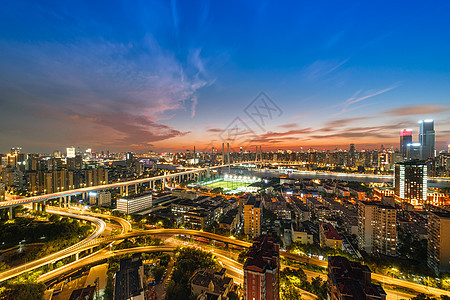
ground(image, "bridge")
xmin=0 ymin=161 xmax=257 ymax=218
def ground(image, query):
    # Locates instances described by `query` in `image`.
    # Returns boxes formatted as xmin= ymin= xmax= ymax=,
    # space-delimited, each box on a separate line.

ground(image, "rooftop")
xmin=244 ymin=235 xmax=279 ymax=272
xmin=190 ymin=268 xmax=232 ymax=296
xmin=320 ymin=222 xmax=341 ymax=240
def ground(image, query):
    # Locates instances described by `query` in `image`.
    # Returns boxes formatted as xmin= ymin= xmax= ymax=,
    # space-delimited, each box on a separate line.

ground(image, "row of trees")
xmin=165 ymin=247 xmax=219 ymax=300
xmin=280 ymin=267 xmax=327 ymax=300
xmin=112 ymin=236 xmax=163 ymax=250
xmin=0 ymin=282 xmax=46 ymax=300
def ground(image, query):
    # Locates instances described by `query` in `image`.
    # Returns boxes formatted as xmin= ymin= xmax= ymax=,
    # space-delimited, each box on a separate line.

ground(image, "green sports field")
xmin=203 ymin=180 xmax=251 ymax=190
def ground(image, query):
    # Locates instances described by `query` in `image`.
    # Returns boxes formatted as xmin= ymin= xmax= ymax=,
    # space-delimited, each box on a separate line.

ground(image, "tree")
xmin=153 ymin=265 xmax=165 ymax=282
xmin=281 ymin=281 xmax=302 ymax=300
xmin=0 ymin=262 xmax=9 ymax=272
xmin=0 ymin=283 xmax=46 ymax=300
xmin=309 ymin=276 xmax=327 ymax=300
xmin=104 ymin=273 xmax=114 ymax=300
xmin=227 ymin=291 xmax=239 ymax=300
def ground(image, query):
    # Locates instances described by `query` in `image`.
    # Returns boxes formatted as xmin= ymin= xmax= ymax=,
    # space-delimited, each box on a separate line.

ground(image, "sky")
xmin=0 ymin=1 xmax=449 ymax=153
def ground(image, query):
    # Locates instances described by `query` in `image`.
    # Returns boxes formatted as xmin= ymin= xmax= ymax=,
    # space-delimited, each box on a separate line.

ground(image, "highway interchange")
xmin=0 ymin=208 xmax=450 ymax=298
xmin=1 ymin=206 xmax=450 ymax=299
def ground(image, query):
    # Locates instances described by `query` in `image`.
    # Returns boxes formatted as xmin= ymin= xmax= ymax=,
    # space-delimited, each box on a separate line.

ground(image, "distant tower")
xmin=349 ymin=144 xmax=355 ymax=167
xmin=260 ymin=145 xmax=262 ymax=162
xmin=400 ymin=129 xmax=413 ymax=159
xmin=193 ymin=146 xmax=196 ymax=164
xmin=419 ymin=120 xmax=435 ymax=159
xmin=227 ymin=143 xmax=231 ymax=174
xmin=222 ymin=143 xmax=225 ymax=164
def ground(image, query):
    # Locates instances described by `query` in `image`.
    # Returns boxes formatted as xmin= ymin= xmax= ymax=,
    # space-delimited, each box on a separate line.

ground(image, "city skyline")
xmin=1 ymin=1 xmax=450 ymax=153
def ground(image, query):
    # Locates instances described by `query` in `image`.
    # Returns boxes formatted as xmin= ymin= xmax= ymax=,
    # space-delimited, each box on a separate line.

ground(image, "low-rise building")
xmin=182 ymin=209 xmax=210 ymax=229
xmin=327 ymin=256 xmax=386 ymax=300
xmin=319 ymin=222 xmax=342 ymax=250
xmin=116 ymin=192 xmax=152 ymax=214
xmin=219 ymin=208 xmax=238 ymax=234
xmin=190 ymin=268 xmax=233 ymax=300
xmin=292 ymin=230 xmax=314 ymax=244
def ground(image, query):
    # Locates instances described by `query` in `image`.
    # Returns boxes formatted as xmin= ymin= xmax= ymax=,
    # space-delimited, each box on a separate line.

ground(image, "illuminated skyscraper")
xmin=419 ymin=119 xmax=435 ymax=159
xmin=66 ymin=147 xmax=76 ymax=158
xmin=399 ymin=129 xmax=412 ymax=159
xmin=10 ymin=147 xmax=22 ymax=155
xmin=394 ymin=161 xmax=427 ymax=206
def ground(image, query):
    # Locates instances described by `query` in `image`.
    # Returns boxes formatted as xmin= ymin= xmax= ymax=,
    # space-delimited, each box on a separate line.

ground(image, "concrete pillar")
xmin=59 ymin=197 xmax=63 ymax=208
xmin=135 ymin=184 xmax=137 ymax=193
xmin=75 ymin=252 xmax=79 ymax=261
xmin=8 ymin=207 xmax=13 ymax=220
xmin=125 ymin=185 xmax=128 ymax=196
xmin=42 ymin=201 xmax=46 ymax=212
xmin=32 ymin=203 xmax=36 ymax=211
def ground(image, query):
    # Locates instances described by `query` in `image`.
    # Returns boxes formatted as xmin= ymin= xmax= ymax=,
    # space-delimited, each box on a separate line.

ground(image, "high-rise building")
xmin=244 ymin=195 xmax=262 ymax=237
xmin=428 ymin=212 xmax=450 ymax=274
xmin=358 ymin=201 xmax=397 ymax=256
xmin=327 ymin=256 xmax=386 ymax=300
xmin=400 ymin=129 xmax=412 ymax=159
xmin=53 ymin=150 xmax=61 ymax=158
xmin=66 ymin=147 xmax=76 ymax=158
xmin=406 ymin=143 xmax=421 ymax=160
xmin=243 ymin=235 xmax=280 ymax=300
xmin=419 ymin=119 xmax=435 ymax=160
xmin=394 ymin=161 xmax=427 ymax=206
xmin=10 ymin=147 xmax=22 ymax=155
xmin=349 ymin=143 xmax=355 ymax=167
xmin=0 ymin=182 xmax=5 ymax=201
xmin=98 ymin=191 xmax=112 ymax=207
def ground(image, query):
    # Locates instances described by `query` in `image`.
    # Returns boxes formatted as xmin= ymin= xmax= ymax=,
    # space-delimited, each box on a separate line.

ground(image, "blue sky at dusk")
xmin=0 ymin=1 xmax=449 ymax=153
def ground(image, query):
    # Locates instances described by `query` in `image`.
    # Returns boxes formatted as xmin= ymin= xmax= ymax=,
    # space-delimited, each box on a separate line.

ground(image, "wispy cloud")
xmin=385 ymin=104 xmax=449 ymax=116
xmin=332 ymin=84 xmax=399 ymax=116
xmin=302 ymin=58 xmax=349 ymax=81
xmin=278 ymin=122 xmax=298 ymax=129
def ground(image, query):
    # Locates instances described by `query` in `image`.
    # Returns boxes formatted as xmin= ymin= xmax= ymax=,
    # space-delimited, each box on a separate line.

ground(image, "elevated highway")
xmin=0 ymin=209 xmax=106 ymax=283
xmin=0 ymin=161 xmax=257 ymax=210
